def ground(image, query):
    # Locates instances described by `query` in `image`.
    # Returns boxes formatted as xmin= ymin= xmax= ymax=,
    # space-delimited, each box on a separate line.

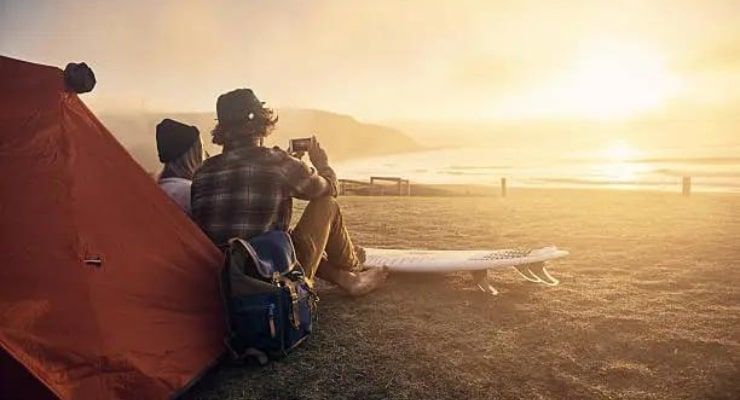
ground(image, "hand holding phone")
xmin=289 ymin=137 xmax=314 ymax=160
xmin=289 ymin=136 xmax=328 ymax=167
xmin=289 ymin=137 xmax=313 ymax=155
xmin=307 ymin=136 xmax=328 ymax=168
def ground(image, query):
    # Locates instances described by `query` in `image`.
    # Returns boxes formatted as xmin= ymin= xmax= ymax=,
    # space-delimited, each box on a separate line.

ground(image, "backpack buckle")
xmin=286 ymin=281 xmax=301 ymax=329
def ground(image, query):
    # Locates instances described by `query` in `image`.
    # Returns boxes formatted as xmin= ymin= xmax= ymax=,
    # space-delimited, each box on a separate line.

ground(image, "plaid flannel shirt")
xmin=191 ymin=145 xmax=337 ymax=245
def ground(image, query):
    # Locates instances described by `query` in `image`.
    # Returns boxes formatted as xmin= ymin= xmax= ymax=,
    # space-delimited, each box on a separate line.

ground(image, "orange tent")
xmin=0 ymin=56 xmax=225 ymax=399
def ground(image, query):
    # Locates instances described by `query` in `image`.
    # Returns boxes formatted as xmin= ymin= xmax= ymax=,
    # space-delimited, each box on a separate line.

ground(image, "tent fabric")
xmin=0 ymin=56 xmax=226 ymax=399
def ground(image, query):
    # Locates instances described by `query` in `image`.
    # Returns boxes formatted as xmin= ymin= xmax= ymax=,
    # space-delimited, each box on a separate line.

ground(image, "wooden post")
xmin=682 ymin=176 xmax=691 ymax=197
xmin=501 ymin=178 xmax=507 ymax=198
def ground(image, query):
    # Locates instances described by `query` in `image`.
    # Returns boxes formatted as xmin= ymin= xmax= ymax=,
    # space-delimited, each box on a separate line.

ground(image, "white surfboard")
xmin=364 ymin=246 xmax=569 ymax=295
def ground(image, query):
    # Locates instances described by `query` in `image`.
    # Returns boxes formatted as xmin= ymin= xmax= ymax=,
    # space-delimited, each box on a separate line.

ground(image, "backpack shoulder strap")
xmin=220 ymin=243 xmax=239 ymax=359
xmin=221 ymin=240 xmax=274 ymax=362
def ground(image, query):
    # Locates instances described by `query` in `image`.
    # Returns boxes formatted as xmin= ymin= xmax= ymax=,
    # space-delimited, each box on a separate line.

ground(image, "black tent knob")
xmin=64 ymin=62 xmax=96 ymax=94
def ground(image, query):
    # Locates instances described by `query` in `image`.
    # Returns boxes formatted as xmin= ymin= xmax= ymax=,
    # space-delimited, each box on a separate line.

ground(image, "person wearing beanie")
xmin=191 ymin=88 xmax=387 ymax=296
xmin=156 ymin=118 xmax=203 ymax=215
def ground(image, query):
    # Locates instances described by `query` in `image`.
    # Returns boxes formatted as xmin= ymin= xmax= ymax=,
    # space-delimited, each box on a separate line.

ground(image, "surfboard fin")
xmin=471 ymin=270 xmax=498 ymax=295
xmin=513 ymin=262 xmax=559 ymax=286
xmin=529 ymin=263 xmax=559 ymax=286
xmin=513 ymin=264 xmax=544 ymax=283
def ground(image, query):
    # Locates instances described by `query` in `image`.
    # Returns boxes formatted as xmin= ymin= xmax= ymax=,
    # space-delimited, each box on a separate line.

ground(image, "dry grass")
xmin=185 ymin=189 xmax=740 ymax=400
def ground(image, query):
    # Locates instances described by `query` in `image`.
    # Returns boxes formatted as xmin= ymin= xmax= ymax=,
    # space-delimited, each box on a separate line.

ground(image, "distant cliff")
xmin=99 ymin=109 xmax=421 ymax=172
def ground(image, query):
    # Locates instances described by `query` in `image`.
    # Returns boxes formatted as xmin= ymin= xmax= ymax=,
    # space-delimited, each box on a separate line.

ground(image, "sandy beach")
xmin=185 ymin=188 xmax=739 ymax=399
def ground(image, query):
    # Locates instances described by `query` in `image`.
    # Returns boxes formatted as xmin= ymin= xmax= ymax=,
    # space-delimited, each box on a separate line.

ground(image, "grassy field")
xmin=185 ymin=189 xmax=739 ymax=400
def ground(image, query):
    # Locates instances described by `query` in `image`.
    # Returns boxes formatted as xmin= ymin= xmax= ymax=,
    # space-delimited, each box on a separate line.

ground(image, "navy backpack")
xmin=220 ymin=230 xmax=318 ymax=364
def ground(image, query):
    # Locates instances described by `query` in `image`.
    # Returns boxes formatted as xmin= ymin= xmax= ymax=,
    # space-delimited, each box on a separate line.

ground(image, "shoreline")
xmin=339 ymin=182 xmax=740 ymax=197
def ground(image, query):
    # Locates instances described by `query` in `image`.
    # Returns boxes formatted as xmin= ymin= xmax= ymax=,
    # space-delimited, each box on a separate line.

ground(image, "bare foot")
xmin=346 ymin=267 xmax=388 ymax=297
xmin=354 ymin=245 xmax=367 ymax=265
xmin=352 ymin=245 xmax=368 ymax=272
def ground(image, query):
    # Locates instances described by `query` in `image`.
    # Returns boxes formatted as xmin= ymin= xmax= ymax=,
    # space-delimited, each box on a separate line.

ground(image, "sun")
xmin=602 ymin=142 xmax=639 ymax=162
xmin=558 ymin=40 xmax=682 ymax=119
xmin=597 ymin=141 xmax=644 ymax=182
xmin=498 ymin=39 xmax=683 ymax=120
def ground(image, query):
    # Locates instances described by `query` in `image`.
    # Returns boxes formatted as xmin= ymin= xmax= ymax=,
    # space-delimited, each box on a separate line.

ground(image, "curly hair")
xmin=211 ymin=106 xmax=278 ymax=146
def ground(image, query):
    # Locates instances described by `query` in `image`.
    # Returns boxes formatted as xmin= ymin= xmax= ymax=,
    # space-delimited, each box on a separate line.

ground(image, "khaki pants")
xmin=290 ymin=197 xmax=360 ymax=282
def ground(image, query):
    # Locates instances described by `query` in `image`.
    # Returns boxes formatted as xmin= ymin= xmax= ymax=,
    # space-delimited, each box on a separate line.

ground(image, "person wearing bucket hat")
xmin=156 ymin=118 xmax=204 ymax=215
xmin=191 ymin=88 xmax=388 ymax=296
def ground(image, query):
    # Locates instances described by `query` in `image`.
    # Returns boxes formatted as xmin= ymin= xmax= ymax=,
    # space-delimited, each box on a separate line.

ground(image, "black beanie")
xmin=156 ymin=119 xmax=200 ymax=163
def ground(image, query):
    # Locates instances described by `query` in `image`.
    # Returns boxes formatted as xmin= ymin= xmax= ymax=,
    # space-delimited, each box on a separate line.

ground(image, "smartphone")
xmin=289 ymin=137 xmax=314 ymax=153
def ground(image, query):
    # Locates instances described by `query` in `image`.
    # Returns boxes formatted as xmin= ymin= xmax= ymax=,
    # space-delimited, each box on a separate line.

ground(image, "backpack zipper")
xmin=268 ymin=304 xmax=277 ymax=338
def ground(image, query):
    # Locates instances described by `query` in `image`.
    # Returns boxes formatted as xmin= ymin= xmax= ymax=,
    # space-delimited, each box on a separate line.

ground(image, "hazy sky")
xmin=1 ymin=0 xmax=739 ymax=121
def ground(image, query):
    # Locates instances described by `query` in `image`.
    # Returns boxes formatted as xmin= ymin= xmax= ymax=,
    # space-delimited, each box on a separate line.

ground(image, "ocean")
xmin=333 ymin=144 xmax=740 ymax=193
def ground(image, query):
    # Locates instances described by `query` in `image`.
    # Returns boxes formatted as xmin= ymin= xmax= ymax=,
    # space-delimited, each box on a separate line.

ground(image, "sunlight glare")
xmin=598 ymin=141 xmax=644 ymax=182
xmin=601 ymin=162 xmax=640 ymax=182
xmin=602 ymin=142 xmax=639 ymax=162
xmin=496 ymin=40 xmax=684 ymax=120
xmin=561 ymin=41 xmax=682 ymax=119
